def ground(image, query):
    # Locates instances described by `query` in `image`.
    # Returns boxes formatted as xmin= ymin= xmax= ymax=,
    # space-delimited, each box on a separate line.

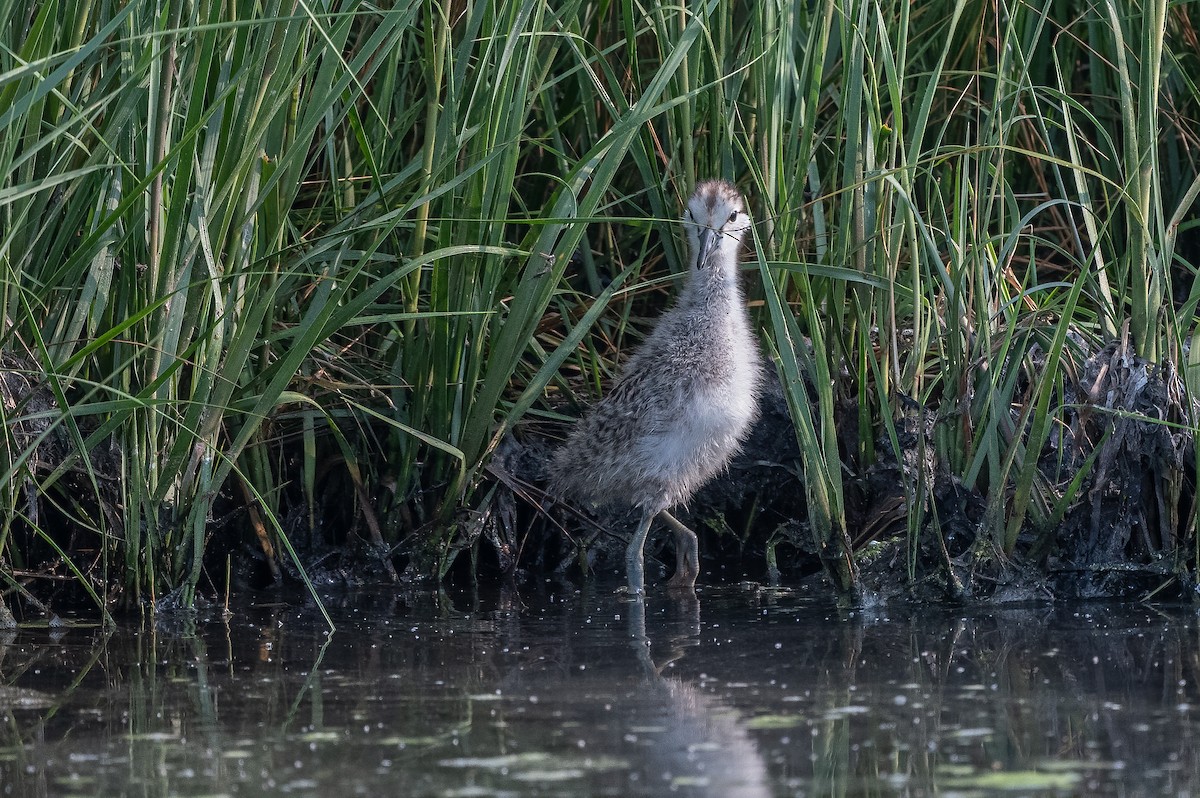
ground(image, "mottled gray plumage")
xmin=551 ymin=180 xmax=762 ymax=592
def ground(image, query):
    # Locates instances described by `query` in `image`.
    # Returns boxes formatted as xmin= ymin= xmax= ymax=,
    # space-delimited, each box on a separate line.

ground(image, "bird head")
xmin=682 ymin=180 xmax=751 ymax=276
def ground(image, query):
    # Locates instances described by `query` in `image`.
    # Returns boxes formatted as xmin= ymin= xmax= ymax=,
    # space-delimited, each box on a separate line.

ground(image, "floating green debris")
xmin=745 ymin=714 xmax=803 ymax=729
xmin=296 ymin=731 xmax=342 ymax=742
xmin=947 ymin=727 xmax=996 ymax=739
xmin=0 ymin=687 xmax=56 ymax=709
xmin=942 ymin=769 xmax=1083 ymax=790
xmin=440 ymin=787 xmax=517 ymax=798
xmin=438 ymin=753 xmax=554 ymax=769
xmin=511 ymin=769 xmax=584 ymax=782
xmin=467 ymin=693 xmax=505 ymax=702
xmin=671 ymin=775 xmax=712 ymax=787
xmin=378 ymin=735 xmax=444 ymax=747
xmin=438 ymin=752 xmax=628 ymax=775
xmin=821 ymin=705 xmax=871 ymax=719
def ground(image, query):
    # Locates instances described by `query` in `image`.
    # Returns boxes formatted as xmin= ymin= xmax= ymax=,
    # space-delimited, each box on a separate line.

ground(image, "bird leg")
xmin=659 ymin=510 xmax=699 ymax=589
xmin=625 ymin=508 xmax=655 ymax=595
xmin=627 ymin=592 xmax=655 ymax=675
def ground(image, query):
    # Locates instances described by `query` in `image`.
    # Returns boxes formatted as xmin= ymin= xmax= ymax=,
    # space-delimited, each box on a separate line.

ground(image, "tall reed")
xmin=1 ymin=0 xmax=1197 ymax=610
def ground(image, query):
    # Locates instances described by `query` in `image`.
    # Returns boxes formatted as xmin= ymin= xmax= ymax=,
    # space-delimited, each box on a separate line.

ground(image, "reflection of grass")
xmin=1 ymin=0 xmax=1198 ymax=608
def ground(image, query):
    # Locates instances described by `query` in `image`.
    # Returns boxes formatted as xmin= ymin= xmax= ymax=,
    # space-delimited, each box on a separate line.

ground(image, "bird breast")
xmin=551 ymin=271 xmax=761 ymax=511
xmin=637 ymin=325 xmax=760 ymax=485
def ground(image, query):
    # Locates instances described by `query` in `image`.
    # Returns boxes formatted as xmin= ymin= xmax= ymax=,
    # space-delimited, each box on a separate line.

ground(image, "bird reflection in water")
xmin=622 ymin=590 xmax=771 ymax=797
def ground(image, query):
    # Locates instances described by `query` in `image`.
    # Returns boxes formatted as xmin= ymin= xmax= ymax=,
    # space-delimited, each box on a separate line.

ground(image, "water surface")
xmin=2 ymin=583 xmax=1198 ymax=796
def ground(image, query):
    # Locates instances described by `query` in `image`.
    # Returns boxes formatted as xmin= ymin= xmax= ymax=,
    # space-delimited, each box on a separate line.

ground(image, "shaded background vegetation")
xmin=1 ymin=0 xmax=1199 ymax=617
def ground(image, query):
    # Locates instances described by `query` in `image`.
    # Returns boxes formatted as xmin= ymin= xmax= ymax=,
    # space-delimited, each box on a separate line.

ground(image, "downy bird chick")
xmin=551 ymin=180 xmax=762 ymax=593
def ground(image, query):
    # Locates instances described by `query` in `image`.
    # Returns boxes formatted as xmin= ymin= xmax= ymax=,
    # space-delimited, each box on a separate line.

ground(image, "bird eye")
xmin=728 ymin=211 xmax=739 ymax=223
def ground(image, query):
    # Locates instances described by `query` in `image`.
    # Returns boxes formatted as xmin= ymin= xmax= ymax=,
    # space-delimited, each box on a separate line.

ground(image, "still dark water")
xmin=2 ymin=583 xmax=1199 ymax=796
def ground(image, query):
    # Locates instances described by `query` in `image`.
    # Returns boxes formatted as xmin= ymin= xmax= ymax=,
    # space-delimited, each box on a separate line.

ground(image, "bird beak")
xmin=696 ymin=228 xmax=718 ymax=268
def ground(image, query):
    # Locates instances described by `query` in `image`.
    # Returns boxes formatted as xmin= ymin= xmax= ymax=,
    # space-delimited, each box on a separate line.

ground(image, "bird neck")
xmin=683 ymin=261 xmax=743 ymax=309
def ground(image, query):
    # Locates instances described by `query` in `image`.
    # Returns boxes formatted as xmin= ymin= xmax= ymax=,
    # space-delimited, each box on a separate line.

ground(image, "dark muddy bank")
xmin=493 ymin=330 xmax=1199 ymax=605
xmin=1 ymin=329 xmax=1197 ymax=618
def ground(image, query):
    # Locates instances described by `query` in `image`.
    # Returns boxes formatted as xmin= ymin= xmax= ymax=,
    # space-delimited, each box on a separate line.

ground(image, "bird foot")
xmin=658 ymin=510 xmax=699 ymax=592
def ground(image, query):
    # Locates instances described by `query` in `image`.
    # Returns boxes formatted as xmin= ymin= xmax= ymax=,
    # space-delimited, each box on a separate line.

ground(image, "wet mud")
xmin=497 ymin=330 xmax=1198 ymax=605
xmin=1 ymin=326 xmax=1197 ymax=615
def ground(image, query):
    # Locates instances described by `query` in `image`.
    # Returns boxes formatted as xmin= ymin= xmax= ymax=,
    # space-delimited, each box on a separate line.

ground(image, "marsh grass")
xmin=1 ymin=0 xmax=1197 ymax=612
